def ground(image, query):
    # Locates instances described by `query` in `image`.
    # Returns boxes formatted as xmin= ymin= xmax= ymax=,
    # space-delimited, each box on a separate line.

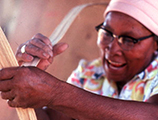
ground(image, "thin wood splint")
xmin=0 ymin=27 xmax=37 ymax=120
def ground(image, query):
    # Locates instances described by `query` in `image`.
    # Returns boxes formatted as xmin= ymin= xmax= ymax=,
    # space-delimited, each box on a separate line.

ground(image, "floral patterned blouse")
xmin=67 ymin=56 xmax=158 ymax=102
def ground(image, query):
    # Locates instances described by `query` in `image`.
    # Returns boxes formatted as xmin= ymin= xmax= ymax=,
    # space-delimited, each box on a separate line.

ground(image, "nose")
xmin=105 ymin=38 xmax=122 ymax=56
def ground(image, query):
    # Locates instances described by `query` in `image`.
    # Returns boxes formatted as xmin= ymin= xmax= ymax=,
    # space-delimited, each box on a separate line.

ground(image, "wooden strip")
xmin=0 ymin=27 xmax=37 ymax=120
xmin=49 ymin=2 xmax=108 ymax=45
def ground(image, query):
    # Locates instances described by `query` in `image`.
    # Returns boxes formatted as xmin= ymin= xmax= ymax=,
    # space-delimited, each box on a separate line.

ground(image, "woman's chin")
xmin=104 ymin=61 xmax=128 ymax=82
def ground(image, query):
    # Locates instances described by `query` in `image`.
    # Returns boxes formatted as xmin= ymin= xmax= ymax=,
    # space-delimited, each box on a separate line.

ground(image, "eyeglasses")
xmin=95 ymin=23 xmax=154 ymax=51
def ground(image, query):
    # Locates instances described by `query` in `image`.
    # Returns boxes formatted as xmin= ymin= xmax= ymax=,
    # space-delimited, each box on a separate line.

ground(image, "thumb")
xmin=53 ymin=43 xmax=69 ymax=56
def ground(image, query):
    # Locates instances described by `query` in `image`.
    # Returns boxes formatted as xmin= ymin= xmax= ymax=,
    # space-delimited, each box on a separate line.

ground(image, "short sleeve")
xmin=67 ymin=59 xmax=88 ymax=88
xmin=143 ymin=73 xmax=158 ymax=101
xmin=150 ymin=75 xmax=158 ymax=97
xmin=67 ymin=58 xmax=104 ymax=89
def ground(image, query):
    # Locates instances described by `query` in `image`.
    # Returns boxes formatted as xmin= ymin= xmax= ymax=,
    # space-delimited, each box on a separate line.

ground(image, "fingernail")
xmin=43 ymin=53 xmax=49 ymax=58
xmin=61 ymin=44 xmax=68 ymax=51
xmin=26 ymin=55 xmax=33 ymax=61
xmin=49 ymin=44 xmax=53 ymax=49
xmin=48 ymin=51 xmax=53 ymax=57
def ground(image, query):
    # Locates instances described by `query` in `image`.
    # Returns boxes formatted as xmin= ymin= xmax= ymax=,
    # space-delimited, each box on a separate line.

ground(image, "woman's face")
xmin=98 ymin=12 xmax=157 ymax=85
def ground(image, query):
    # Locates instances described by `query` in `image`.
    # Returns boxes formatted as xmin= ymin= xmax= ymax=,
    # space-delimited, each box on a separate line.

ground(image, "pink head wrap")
xmin=104 ymin=0 xmax=158 ymax=36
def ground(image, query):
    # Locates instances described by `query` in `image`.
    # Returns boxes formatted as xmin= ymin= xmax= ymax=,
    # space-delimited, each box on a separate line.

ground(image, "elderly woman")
xmin=0 ymin=0 xmax=158 ymax=119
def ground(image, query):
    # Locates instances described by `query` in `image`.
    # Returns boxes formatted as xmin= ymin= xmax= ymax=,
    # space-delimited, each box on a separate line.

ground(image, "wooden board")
xmin=0 ymin=27 xmax=37 ymax=120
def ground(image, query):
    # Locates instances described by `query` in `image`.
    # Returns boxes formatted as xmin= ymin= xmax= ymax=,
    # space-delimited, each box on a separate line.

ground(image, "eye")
xmin=119 ymin=37 xmax=134 ymax=46
xmin=99 ymin=29 xmax=112 ymax=38
xmin=97 ymin=29 xmax=113 ymax=45
xmin=103 ymin=29 xmax=112 ymax=37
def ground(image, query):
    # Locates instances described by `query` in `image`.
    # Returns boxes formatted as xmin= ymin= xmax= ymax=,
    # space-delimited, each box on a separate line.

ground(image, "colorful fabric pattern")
xmin=67 ymin=56 xmax=158 ymax=102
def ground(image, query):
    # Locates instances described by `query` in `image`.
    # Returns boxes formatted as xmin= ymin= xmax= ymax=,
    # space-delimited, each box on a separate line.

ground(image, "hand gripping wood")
xmin=0 ymin=27 xmax=37 ymax=120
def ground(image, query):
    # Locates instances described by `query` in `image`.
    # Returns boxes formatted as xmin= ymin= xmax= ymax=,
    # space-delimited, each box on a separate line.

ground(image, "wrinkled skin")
xmin=0 ymin=33 xmax=68 ymax=108
xmin=12 ymin=33 xmax=71 ymax=119
xmin=16 ymin=33 xmax=68 ymax=70
xmin=0 ymin=12 xmax=158 ymax=120
xmin=0 ymin=66 xmax=58 ymax=108
xmin=98 ymin=12 xmax=158 ymax=88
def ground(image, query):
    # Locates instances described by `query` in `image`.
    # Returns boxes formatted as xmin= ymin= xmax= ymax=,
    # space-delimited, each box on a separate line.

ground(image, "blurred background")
xmin=0 ymin=0 xmax=109 ymax=119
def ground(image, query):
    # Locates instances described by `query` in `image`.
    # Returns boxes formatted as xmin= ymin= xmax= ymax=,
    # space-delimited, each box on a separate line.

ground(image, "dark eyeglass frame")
xmin=95 ymin=22 xmax=154 ymax=44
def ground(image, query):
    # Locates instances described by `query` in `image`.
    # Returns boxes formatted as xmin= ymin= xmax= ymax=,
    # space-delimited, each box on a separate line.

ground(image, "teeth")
xmin=108 ymin=60 xmax=123 ymax=66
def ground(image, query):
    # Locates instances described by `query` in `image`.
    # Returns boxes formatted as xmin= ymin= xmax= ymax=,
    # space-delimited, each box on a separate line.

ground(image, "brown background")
xmin=0 ymin=0 xmax=109 ymax=119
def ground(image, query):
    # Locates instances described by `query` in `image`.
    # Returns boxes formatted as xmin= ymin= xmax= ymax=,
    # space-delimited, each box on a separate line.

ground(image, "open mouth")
xmin=107 ymin=59 xmax=126 ymax=68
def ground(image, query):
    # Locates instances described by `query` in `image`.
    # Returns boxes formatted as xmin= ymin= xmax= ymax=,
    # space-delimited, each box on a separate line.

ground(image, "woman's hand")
xmin=0 ymin=66 xmax=59 ymax=108
xmin=16 ymin=33 xmax=68 ymax=70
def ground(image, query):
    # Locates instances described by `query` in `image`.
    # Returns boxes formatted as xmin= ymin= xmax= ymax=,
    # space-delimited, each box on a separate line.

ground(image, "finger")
xmin=37 ymin=58 xmax=52 ymax=70
xmin=16 ymin=42 xmax=51 ymax=64
xmin=16 ymin=43 xmax=34 ymax=65
xmin=7 ymin=99 xmax=18 ymax=107
xmin=16 ymin=52 xmax=34 ymax=63
xmin=0 ymin=67 xmax=17 ymax=80
xmin=53 ymin=43 xmax=68 ymax=57
xmin=16 ymin=43 xmax=28 ymax=54
xmin=33 ymin=33 xmax=52 ymax=49
xmin=0 ymin=80 xmax=12 ymax=91
xmin=29 ymin=38 xmax=53 ymax=57
xmin=7 ymin=96 xmax=28 ymax=108
xmin=25 ymin=44 xmax=50 ymax=59
xmin=1 ymin=90 xmax=15 ymax=100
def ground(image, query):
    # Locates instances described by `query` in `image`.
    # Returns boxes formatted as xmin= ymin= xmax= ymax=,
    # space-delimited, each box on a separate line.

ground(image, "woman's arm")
xmin=47 ymin=81 xmax=158 ymax=120
xmin=15 ymin=33 xmax=70 ymax=120
xmin=6 ymin=33 xmax=158 ymax=120
xmin=35 ymin=108 xmax=74 ymax=120
xmin=0 ymin=67 xmax=158 ymax=120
